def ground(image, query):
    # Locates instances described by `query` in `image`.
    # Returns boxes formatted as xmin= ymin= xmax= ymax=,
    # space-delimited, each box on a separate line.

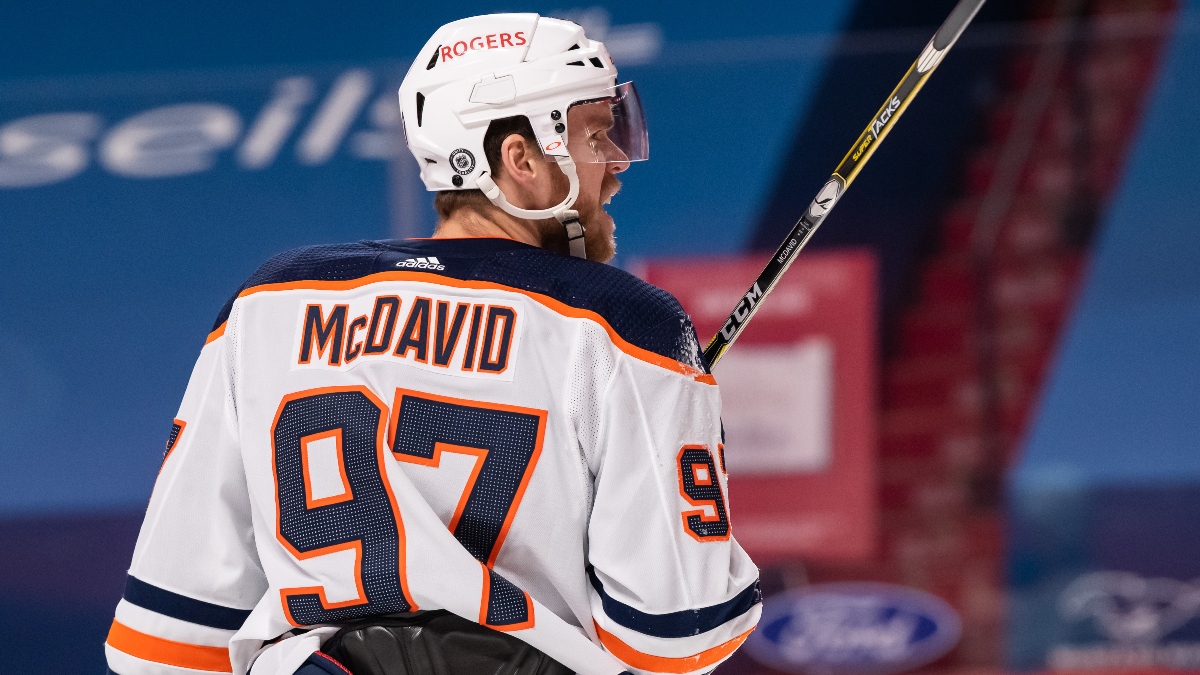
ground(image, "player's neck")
xmin=432 ymin=206 xmax=545 ymax=248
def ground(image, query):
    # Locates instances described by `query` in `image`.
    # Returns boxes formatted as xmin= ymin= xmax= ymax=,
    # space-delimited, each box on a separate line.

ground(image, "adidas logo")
xmin=396 ymin=256 xmax=445 ymax=271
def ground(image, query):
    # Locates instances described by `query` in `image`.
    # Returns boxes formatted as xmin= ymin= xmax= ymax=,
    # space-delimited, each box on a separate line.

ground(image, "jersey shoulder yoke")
xmin=470 ymin=245 xmax=707 ymax=372
xmin=210 ymin=240 xmax=707 ymax=373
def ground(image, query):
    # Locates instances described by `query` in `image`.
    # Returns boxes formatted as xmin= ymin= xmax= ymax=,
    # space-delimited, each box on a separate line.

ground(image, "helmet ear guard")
xmin=475 ymin=154 xmax=586 ymax=258
xmin=474 ymin=154 xmax=579 ymax=222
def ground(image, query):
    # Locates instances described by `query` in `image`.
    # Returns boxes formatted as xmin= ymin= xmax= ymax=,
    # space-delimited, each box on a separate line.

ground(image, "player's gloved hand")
xmin=293 ymin=651 xmax=353 ymax=675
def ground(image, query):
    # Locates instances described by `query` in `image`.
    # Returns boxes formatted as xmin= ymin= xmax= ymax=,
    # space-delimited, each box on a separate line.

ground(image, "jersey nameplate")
xmin=291 ymin=291 xmax=523 ymax=382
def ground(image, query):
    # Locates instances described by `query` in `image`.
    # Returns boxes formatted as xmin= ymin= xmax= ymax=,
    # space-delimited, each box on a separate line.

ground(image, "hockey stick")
xmin=703 ymin=0 xmax=987 ymax=368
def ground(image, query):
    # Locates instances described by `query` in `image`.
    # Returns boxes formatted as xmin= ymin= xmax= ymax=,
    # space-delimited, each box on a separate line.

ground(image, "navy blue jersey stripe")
xmin=588 ymin=567 xmax=761 ymax=638
xmin=123 ymin=575 xmax=252 ymax=631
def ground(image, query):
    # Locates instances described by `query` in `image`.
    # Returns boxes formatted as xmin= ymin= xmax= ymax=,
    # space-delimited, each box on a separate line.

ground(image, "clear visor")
xmin=558 ymin=82 xmax=649 ymax=164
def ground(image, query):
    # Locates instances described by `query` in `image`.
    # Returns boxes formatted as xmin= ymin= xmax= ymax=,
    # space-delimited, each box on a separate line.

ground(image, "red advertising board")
xmin=638 ymin=250 xmax=877 ymax=562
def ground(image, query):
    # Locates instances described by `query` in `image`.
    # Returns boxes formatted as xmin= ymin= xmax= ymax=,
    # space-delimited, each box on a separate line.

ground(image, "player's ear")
xmin=498 ymin=133 xmax=545 ymax=188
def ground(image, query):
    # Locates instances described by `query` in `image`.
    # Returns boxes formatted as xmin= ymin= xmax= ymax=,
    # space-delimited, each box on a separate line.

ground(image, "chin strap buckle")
xmin=557 ymin=210 xmax=587 ymax=259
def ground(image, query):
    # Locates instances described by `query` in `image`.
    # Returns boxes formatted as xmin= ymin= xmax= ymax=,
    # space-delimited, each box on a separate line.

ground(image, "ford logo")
xmin=744 ymin=583 xmax=962 ymax=675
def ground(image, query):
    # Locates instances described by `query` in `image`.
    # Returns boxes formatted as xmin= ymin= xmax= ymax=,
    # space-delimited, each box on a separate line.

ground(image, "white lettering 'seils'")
xmin=290 ymin=291 xmax=524 ymax=382
xmin=0 ymin=70 xmax=394 ymax=189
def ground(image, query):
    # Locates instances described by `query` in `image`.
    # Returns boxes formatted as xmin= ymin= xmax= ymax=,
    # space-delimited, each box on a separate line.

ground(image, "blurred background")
xmin=2 ymin=0 xmax=1198 ymax=672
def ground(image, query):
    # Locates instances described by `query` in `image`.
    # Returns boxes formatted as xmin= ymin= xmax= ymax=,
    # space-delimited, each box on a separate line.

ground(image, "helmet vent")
xmin=416 ymin=92 xmax=425 ymax=127
xmin=426 ymin=47 xmax=440 ymax=70
xmin=567 ymin=61 xmax=585 ymax=66
xmin=589 ymin=57 xmax=604 ymax=68
xmin=568 ymin=44 xmax=581 ymax=50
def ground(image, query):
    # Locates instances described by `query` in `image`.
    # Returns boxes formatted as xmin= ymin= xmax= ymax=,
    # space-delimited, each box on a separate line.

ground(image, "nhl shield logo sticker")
xmin=449 ymin=148 xmax=476 ymax=175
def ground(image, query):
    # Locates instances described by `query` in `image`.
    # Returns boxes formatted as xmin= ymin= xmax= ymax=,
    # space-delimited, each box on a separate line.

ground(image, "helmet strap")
xmin=558 ymin=210 xmax=586 ymax=258
xmin=474 ymin=155 xmax=587 ymax=259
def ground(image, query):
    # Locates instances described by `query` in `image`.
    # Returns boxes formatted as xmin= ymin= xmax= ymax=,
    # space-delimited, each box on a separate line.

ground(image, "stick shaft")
xmin=703 ymin=0 xmax=987 ymax=369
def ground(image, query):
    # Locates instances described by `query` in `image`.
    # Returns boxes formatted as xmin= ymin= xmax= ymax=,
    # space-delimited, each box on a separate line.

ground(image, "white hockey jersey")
xmin=105 ymin=237 xmax=761 ymax=675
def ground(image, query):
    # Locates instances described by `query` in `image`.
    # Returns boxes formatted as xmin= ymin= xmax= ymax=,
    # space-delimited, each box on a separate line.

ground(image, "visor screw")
xmin=554 ymin=122 xmax=566 ymax=133
xmin=452 ymin=175 xmax=463 ymax=187
xmin=550 ymin=110 xmax=561 ymax=120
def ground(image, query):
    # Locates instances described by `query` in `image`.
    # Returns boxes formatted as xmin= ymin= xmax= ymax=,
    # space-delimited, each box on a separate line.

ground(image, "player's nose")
xmin=607 ymin=151 xmax=630 ymax=174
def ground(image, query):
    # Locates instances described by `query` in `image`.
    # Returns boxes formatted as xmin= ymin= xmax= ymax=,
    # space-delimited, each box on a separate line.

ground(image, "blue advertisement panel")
xmin=0 ymin=64 xmax=408 ymax=514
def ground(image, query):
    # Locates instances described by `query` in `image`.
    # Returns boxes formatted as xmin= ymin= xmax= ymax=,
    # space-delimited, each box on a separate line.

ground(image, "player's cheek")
xmin=584 ymin=164 xmax=606 ymax=205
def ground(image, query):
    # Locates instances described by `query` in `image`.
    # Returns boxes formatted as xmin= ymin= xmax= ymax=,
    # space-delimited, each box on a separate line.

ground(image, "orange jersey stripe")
xmin=593 ymin=621 xmax=753 ymax=674
xmin=106 ymin=620 xmax=232 ymax=672
xmin=205 ymin=323 xmax=226 ymax=345
xmin=211 ymin=271 xmax=715 ymax=383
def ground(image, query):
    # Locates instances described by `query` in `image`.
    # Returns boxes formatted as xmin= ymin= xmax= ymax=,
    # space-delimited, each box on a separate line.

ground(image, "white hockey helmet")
xmin=398 ymin=13 xmax=648 ymax=257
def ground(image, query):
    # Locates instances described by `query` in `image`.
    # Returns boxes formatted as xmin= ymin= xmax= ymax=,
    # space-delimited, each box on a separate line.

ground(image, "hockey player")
xmin=104 ymin=14 xmax=760 ymax=675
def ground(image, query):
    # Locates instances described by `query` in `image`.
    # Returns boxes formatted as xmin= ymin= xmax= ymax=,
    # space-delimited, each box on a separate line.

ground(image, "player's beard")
xmin=537 ymin=173 xmax=620 ymax=263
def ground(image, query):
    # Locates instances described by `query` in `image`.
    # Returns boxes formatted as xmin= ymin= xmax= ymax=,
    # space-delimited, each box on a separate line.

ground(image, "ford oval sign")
xmin=744 ymin=583 xmax=962 ymax=675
